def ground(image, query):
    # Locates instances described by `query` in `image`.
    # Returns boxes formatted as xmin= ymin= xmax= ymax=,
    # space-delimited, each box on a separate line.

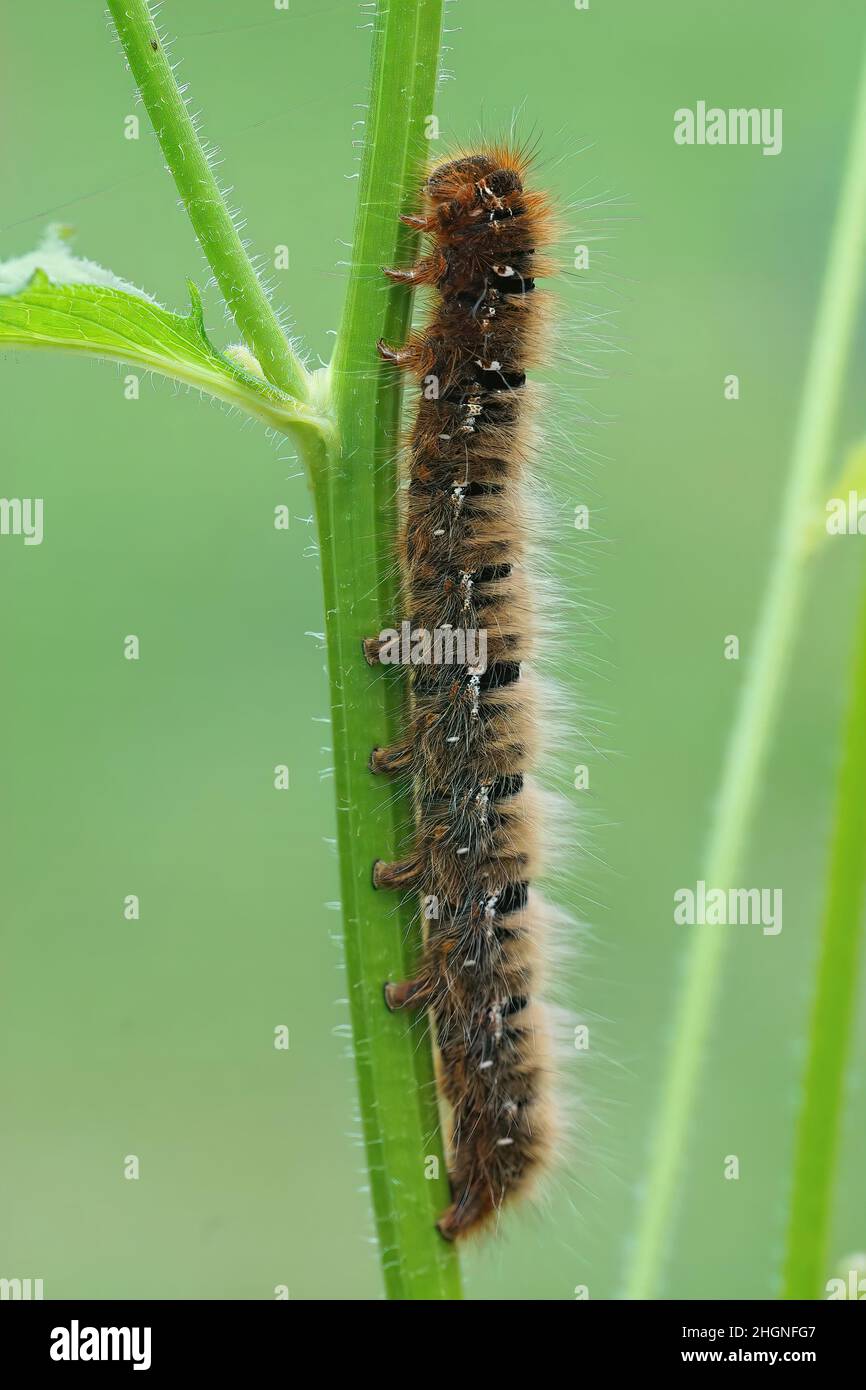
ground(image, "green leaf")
xmin=0 ymin=236 xmax=328 ymax=440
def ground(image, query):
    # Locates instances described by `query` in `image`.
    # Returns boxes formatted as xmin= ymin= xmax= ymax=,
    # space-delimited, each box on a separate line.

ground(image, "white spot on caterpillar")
xmin=468 ymin=673 xmax=481 ymax=718
xmin=476 ymin=179 xmax=503 ymax=209
xmin=492 ymin=264 xmax=515 ymax=277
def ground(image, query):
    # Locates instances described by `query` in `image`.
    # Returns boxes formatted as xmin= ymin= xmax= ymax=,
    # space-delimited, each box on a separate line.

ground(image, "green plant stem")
xmin=107 ymin=0 xmax=309 ymax=399
xmin=318 ymin=0 xmax=461 ymax=1301
xmin=781 ymin=570 xmax=866 ymax=1299
xmin=96 ymin=0 xmax=866 ymax=1305
xmin=109 ymin=0 xmax=456 ymax=1297
xmin=625 ymin=40 xmax=866 ymax=1301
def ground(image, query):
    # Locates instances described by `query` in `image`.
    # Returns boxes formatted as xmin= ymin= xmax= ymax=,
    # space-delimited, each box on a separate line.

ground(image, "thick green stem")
xmin=108 ymin=0 xmax=455 ymax=1297
xmin=781 ymin=572 xmax=866 ymax=1299
xmin=625 ymin=39 xmax=866 ymax=1300
xmin=107 ymin=0 xmax=309 ymax=399
xmin=319 ymin=0 xmax=461 ymax=1299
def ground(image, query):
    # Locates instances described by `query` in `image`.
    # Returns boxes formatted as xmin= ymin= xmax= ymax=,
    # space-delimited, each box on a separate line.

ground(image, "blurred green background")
xmin=2 ymin=0 xmax=865 ymax=1300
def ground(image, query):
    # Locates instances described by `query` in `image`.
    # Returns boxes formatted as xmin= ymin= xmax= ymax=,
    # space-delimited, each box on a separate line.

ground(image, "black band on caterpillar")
xmin=371 ymin=146 xmax=558 ymax=1241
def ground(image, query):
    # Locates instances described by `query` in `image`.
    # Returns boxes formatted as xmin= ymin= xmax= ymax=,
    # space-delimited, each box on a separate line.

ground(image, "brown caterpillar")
xmin=366 ymin=146 xmax=559 ymax=1241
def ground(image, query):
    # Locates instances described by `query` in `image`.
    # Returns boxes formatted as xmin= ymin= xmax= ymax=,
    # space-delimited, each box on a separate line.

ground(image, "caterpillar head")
xmin=426 ymin=155 xmax=524 ymax=221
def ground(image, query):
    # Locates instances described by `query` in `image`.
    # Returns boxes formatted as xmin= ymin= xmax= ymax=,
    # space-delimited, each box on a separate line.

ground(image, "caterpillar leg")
xmin=382 ymin=252 xmax=446 ymax=287
xmin=399 ymin=212 xmax=435 ymax=231
xmin=376 ymin=338 xmax=417 ymax=368
xmin=372 ymin=856 xmax=419 ymax=891
xmin=369 ymin=741 xmax=414 ymax=775
xmin=437 ymin=1188 xmax=493 ymax=1243
xmin=376 ymin=337 xmax=435 ymax=376
xmin=364 ymin=629 xmax=413 ymax=667
xmin=383 ymin=976 xmax=432 ymax=1012
xmin=362 ymin=635 xmax=386 ymax=666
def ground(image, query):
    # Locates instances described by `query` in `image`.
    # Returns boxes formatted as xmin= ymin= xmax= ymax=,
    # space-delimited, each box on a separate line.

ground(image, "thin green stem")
xmin=107 ymin=0 xmax=309 ymax=399
xmin=625 ymin=38 xmax=866 ymax=1300
xmin=781 ymin=570 xmax=866 ymax=1299
xmin=317 ymin=0 xmax=461 ymax=1300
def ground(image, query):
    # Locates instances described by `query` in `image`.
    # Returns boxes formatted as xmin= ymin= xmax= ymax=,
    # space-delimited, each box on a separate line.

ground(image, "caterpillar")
xmin=365 ymin=146 xmax=559 ymax=1241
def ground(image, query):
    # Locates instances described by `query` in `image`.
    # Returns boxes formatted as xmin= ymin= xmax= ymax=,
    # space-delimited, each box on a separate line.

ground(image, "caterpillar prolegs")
xmin=367 ymin=148 xmax=559 ymax=1241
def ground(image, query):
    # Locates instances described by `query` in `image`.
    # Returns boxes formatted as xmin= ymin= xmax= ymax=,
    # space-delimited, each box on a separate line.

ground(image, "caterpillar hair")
xmin=365 ymin=145 xmax=561 ymax=1241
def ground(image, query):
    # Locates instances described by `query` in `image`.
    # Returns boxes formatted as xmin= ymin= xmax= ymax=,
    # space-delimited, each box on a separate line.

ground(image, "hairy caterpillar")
xmin=366 ymin=146 xmax=559 ymax=1240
